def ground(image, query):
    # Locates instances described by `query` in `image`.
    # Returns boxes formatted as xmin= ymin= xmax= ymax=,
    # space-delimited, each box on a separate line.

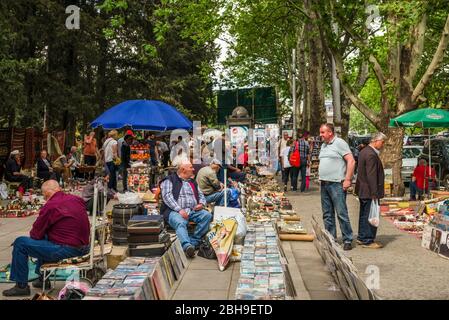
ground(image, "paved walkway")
xmin=285 ymin=180 xmax=449 ymax=300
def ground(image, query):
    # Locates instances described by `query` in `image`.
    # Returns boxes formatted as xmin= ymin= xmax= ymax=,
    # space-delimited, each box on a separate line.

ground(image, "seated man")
xmin=2 ymin=180 xmax=90 ymax=297
xmin=196 ymin=159 xmax=230 ymax=206
xmin=5 ymin=150 xmax=33 ymax=194
xmin=81 ymin=174 xmax=117 ymax=214
xmin=36 ymin=150 xmax=57 ymax=181
xmin=52 ymin=152 xmax=75 ymax=183
xmin=160 ymin=161 xmax=212 ymax=258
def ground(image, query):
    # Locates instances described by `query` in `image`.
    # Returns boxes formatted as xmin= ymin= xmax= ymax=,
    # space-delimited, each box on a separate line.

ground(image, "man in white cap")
xmin=5 ymin=150 xmax=33 ymax=195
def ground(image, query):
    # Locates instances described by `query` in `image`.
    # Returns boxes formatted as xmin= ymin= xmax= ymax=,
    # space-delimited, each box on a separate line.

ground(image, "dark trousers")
xmin=290 ymin=167 xmax=299 ymax=190
xmin=162 ymin=151 xmax=170 ymax=167
xmin=358 ymin=199 xmax=378 ymax=245
xmin=9 ymin=236 xmax=89 ymax=284
xmin=282 ymin=167 xmax=291 ymax=185
xmin=106 ymin=161 xmax=117 ymax=191
xmin=122 ymin=165 xmax=129 ymax=191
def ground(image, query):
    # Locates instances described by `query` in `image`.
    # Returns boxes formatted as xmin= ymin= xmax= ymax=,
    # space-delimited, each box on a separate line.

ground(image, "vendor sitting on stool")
xmin=2 ymin=180 xmax=90 ymax=297
xmin=36 ymin=150 xmax=58 ymax=181
xmin=81 ymin=174 xmax=118 ymax=215
xmin=5 ymin=150 xmax=33 ymax=195
xmin=196 ymin=159 xmax=231 ymax=206
xmin=160 ymin=161 xmax=212 ymax=258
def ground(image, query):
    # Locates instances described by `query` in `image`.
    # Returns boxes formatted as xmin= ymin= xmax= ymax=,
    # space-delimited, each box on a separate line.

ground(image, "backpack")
xmin=197 ymin=238 xmax=216 ymax=259
xmin=288 ymin=141 xmax=301 ymax=167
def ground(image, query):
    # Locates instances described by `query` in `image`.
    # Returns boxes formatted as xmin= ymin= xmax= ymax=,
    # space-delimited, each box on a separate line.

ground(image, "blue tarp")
xmin=90 ymin=99 xmax=193 ymax=131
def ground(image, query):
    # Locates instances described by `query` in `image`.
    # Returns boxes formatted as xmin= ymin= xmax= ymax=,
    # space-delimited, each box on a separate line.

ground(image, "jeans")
xmin=358 ymin=199 xmax=378 ymax=244
xmin=410 ymin=181 xmax=425 ymax=200
xmin=106 ymin=161 xmax=117 ymax=191
xmin=320 ymin=181 xmax=353 ymax=243
xmin=168 ymin=209 xmax=213 ymax=250
xmin=10 ymin=236 xmax=89 ymax=284
xmin=205 ymin=190 xmax=231 ymax=206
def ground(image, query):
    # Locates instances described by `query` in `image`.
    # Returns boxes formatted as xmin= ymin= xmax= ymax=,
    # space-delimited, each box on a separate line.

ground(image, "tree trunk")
xmin=340 ymin=95 xmax=350 ymax=140
xmin=380 ymin=126 xmax=405 ymax=196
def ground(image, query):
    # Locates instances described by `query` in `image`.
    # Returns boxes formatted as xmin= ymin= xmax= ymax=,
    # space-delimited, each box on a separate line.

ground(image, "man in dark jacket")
xmin=121 ymin=135 xmax=133 ymax=191
xmin=355 ymin=132 xmax=386 ymax=249
xmin=36 ymin=150 xmax=57 ymax=181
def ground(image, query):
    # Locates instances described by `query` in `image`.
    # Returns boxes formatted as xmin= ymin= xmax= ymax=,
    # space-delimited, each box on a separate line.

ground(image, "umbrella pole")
xmin=428 ymin=132 xmax=431 ymax=196
xmin=224 ymin=168 xmax=227 ymax=208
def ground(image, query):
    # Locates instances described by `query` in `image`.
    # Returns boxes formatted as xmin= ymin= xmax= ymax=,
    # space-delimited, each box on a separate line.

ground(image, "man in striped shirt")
xmin=160 ymin=161 xmax=212 ymax=258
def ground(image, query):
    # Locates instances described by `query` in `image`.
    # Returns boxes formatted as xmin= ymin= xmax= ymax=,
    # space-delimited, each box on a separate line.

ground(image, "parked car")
xmin=420 ymin=138 xmax=449 ymax=188
xmin=405 ymin=135 xmax=426 ymax=146
xmin=401 ymin=145 xmax=423 ymax=183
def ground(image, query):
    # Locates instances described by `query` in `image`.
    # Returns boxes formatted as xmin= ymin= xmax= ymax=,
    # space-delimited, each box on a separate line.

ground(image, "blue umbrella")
xmin=90 ymin=99 xmax=193 ymax=131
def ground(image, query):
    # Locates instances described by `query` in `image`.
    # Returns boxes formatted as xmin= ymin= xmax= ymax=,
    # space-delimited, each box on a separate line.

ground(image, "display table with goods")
xmin=83 ymin=238 xmax=188 ymax=300
xmin=130 ymin=143 xmax=151 ymax=162
xmin=421 ymin=198 xmax=449 ymax=260
xmin=0 ymin=196 xmax=44 ymax=218
xmin=308 ymin=136 xmax=322 ymax=180
xmin=127 ymin=164 xmax=151 ymax=193
xmin=379 ymin=195 xmax=449 ymax=237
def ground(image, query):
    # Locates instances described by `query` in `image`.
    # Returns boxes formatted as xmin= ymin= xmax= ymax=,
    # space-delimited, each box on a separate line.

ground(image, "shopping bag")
xmin=288 ymin=141 xmax=300 ymax=167
xmin=206 ymin=218 xmax=238 ymax=271
xmin=368 ymin=199 xmax=380 ymax=227
xmin=0 ymin=183 xmax=7 ymax=200
xmin=213 ymin=206 xmax=247 ymax=244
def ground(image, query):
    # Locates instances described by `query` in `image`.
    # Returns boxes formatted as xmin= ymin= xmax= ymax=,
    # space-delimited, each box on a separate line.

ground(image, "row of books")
xmin=83 ymin=239 xmax=188 ymax=300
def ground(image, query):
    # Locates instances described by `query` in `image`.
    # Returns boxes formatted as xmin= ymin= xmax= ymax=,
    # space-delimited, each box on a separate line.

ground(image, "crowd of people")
xmin=1 ymin=123 xmax=440 ymax=297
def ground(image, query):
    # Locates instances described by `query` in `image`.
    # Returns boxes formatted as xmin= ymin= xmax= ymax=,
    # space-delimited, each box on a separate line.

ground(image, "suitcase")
xmin=127 ymin=231 xmax=170 ymax=244
xmin=128 ymin=242 xmax=170 ymax=257
xmin=127 ymin=215 xmax=164 ymax=234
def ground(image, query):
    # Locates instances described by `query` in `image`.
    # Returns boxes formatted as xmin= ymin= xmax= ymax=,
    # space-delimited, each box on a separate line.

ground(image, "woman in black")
xmin=36 ymin=150 xmax=57 ymax=181
xmin=5 ymin=150 xmax=33 ymax=192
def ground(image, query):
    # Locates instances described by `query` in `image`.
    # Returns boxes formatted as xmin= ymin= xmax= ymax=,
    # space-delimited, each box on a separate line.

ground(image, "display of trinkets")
xmin=0 ymin=197 xmax=43 ymax=218
xmin=127 ymin=167 xmax=151 ymax=193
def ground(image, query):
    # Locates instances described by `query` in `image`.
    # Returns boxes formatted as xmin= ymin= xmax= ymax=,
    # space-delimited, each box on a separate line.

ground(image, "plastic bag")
xmin=206 ymin=218 xmax=238 ymax=271
xmin=228 ymin=188 xmax=241 ymax=208
xmin=0 ymin=183 xmax=7 ymax=200
xmin=58 ymin=281 xmax=91 ymax=300
xmin=368 ymin=199 xmax=380 ymax=227
xmin=213 ymin=206 xmax=247 ymax=244
xmin=117 ymin=192 xmax=142 ymax=204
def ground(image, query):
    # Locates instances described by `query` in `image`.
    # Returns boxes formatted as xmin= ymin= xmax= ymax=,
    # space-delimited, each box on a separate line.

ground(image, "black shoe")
xmin=32 ymin=277 xmax=52 ymax=289
xmin=343 ymin=243 xmax=352 ymax=251
xmin=2 ymin=284 xmax=31 ymax=297
xmin=284 ymin=186 xmax=287 ymax=192
xmin=184 ymin=245 xmax=195 ymax=258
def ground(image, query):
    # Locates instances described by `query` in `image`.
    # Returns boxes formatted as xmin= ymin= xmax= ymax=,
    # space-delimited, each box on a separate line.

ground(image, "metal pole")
xmin=90 ymin=182 xmax=98 ymax=268
xmin=428 ymin=132 xmax=431 ymax=195
xmin=224 ymin=168 xmax=227 ymax=207
xmin=292 ymin=48 xmax=297 ymax=139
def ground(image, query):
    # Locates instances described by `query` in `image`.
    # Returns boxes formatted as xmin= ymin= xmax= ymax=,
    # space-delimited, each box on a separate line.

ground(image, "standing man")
xmin=121 ymin=135 xmax=133 ymax=191
xmin=290 ymin=131 xmax=310 ymax=192
xmin=146 ymin=133 xmax=159 ymax=166
xmin=318 ymin=123 xmax=355 ymax=250
xmin=355 ymin=133 xmax=386 ymax=249
xmin=279 ymin=131 xmax=290 ymax=186
xmin=103 ymin=130 xmax=119 ymax=191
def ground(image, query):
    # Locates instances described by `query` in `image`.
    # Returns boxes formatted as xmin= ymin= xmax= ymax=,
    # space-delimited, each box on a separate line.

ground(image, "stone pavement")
xmin=285 ymin=180 xmax=449 ymax=300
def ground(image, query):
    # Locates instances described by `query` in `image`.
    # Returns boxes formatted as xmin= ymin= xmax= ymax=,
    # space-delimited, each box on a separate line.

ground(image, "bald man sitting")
xmin=160 ymin=161 xmax=212 ymax=258
xmin=2 ymin=180 xmax=90 ymax=297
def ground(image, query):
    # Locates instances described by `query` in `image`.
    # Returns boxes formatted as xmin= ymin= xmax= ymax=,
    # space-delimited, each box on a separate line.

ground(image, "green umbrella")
xmin=389 ymin=108 xmax=449 ymax=128
xmin=389 ymin=108 xmax=449 ymax=193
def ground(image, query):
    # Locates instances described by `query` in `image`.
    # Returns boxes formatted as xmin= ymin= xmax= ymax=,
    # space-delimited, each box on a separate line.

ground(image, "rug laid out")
xmin=0 ymin=259 xmax=76 ymax=283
